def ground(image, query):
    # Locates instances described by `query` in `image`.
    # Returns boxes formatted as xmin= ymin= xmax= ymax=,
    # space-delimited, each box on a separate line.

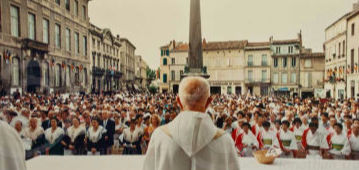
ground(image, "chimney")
xmin=173 ymin=40 xmax=176 ymax=49
xmin=269 ymin=36 xmax=273 ymax=43
xmin=203 ymin=38 xmax=207 ymax=46
xmin=116 ymin=34 xmax=120 ymax=39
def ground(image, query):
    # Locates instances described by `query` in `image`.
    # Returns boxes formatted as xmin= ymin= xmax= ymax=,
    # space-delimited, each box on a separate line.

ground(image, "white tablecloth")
xmin=26 ymin=156 xmax=359 ymax=170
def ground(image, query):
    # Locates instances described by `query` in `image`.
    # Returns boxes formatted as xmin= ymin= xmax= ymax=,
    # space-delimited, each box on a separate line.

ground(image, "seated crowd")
xmin=0 ymin=91 xmax=358 ymax=160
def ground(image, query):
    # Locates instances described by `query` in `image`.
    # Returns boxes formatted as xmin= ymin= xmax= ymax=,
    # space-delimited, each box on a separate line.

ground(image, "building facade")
xmin=134 ymin=55 xmax=148 ymax=90
xmin=119 ymin=38 xmax=136 ymax=91
xmin=89 ymin=24 xmax=121 ymax=93
xmin=244 ymin=42 xmax=271 ymax=96
xmin=0 ymin=0 xmax=91 ymax=94
xmin=160 ymin=33 xmax=324 ymax=97
xmin=270 ymin=35 xmax=302 ymax=97
xmin=347 ymin=9 xmax=359 ymax=100
xmin=300 ymin=50 xmax=325 ymax=98
xmin=324 ymin=12 xmax=350 ymax=100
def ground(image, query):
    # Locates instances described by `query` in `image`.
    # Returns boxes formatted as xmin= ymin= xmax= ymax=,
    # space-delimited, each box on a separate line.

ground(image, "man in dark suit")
xmin=100 ymin=110 xmax=115 ymax=155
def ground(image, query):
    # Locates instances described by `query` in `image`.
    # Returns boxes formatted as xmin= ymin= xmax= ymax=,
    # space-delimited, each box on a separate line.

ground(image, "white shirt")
xmin=143 ymin=111 xmax=240 ymax=170
xmin=322 ymin=132 xmax=351 ymax=156
xmin=260 ymin=129 xmax=279 ymax=149
xmin=87 ymin=126 xmax=106 ymax=143
xmin=45 ymin=127 xmax=64 ymax=144
xmin=349 ymin=133 xmax=359 ymax=151
xmin=67 ymin=126 xmax=85 ymax=143
xmin=0 ymin=121 xmax=26 ymax=170
xmin=278 ymin=129 xmax=298 ymax=150
xmin=24 ymin=126 xmax=44 ymax=141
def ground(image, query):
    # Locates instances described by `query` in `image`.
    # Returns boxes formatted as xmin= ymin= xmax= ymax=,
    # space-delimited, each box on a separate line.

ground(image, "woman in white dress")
xmin=44 ymin=117 xmax=65 ymax=155
xmin=66 ymin=117 xmax=86 ymax=155
xmin=86 ymin=117 xmax=106 ymax=155
xmin=123 ymin=118 xmax=142 ymax=155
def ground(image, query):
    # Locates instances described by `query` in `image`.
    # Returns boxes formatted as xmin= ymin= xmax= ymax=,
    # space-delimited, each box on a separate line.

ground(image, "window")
xmin=248 ymin=70 xmax=253 ymax=82
xmin=97 ymin=41 xmax=100 ymax=50
xmin=74 ymin=32 xmax=79 ymax=54
xmin=304 ymin=59 xmax=312 ymax=68
xmin=83 ymin=36 xmax=87 ymax=56
xmin=352 ymin=23 xmax=355 ymax=36
xmin=305 ymin=73 xmax=312 ymax=87
xmin=55 ymin=64 xmax=62 ymax=87
xmin=12 ymin=57 xmax=20 ymax=86
xmin=166 ymin=50 xmax=170 ymax=56
xmin=55 ymin=24 xmax=61 ymax=48
xmin=92 ymin=54 xmax=96 ymax=67
xmin=291 ymin=72 xmax=296 ymax=83
xmin=343 ymin=40 xmax=345 ymax=56
xmin=288 ymin=46 xmax=294 ymax=54
xmin=274 ymin=58 xmax=278 ymax=67
xmin=276 ymin=47 xmax=281 ymax=54
xmin=282 ymin=73 xmax=287 ymax=84
xmin=282 ymin=57 xmax=287 ymax=67
xmin=65 ymin=28 xmax=71 ymax=51
xmin=351 ymin=49 xmax=355 ymax=73
xmin=163 ymin=74 xmax=167 ymax=83
xmin=171 ymin=71 xmax=175 ymax=81
xmin=65 ymin=0 xmax=70 ymax=11
xmin=261 ymin=70 xmax=267 ymax=82
xmin=66 ymin=66 xmax=71 ymax=87
xmin=43 ymin=62 xmax=50 ymax=86
xmin=338 ymin=43 xmax=341 ymax=57
xmin=273 ymin=73 xmax=278 ymax=83
xmin=171 ymin=58 xmax=175 ymax=64
xmin=74 ymin=1 xmax=78 ymax=16
xmin=248 ymin=55 xmax=253 ymax=66
xmin=10 ymin=5 xmax=20 ymax=37
xmin=75 ymin=67 xmax=79 ymax=85
xmin=56 ymin=0 xmax=61 ymax=5
xmin=291 ymin=57 xmax=296 ymax=67
xmin=82 ymin=6 xmax=86 ymax=20
xmin=261 ymin=54 xmax=267 ymax=66
xmin=42 ymin=19 xmax=49 ymax=43
xmin=83 ymin=68 xmax=87 ymax=85
xmin=163 ymin=58 xmax=167 ymax=65
xmin=28 ymin=13 xmax=36 ymax=40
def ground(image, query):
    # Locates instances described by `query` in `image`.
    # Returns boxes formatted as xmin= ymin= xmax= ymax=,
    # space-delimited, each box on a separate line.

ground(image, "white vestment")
xmin=0 ymin=120 xmax=26 ymax=170
xmin=143 ymin=111 xmax=240 ymax=170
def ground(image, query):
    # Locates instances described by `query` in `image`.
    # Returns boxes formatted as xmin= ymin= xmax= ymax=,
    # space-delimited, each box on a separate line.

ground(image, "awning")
xmin=278 ymin=87 xmax=289 ymax=91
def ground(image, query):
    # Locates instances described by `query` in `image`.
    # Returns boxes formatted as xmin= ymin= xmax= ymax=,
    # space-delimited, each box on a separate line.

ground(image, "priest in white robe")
xmin=0 ymin=120 xmax=26 ymax=170
xmin=143 ymin=77 xmax=240 ymax=170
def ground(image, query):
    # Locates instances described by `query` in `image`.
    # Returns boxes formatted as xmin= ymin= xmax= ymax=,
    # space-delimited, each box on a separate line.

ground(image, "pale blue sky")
xmin=89 ymin=0 xmax=356 ymax=69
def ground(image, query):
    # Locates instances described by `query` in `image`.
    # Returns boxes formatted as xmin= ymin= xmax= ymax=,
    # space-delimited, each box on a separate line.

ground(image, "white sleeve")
xmin=142 ymin=130 xmax=157 ymax=170
xmin=320 ymin=135 xmax=329 ymax=149
xmin=341 ymin=138 xmax=351 ymax=156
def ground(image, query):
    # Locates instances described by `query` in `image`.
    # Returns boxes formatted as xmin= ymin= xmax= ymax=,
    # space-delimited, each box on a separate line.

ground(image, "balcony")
xmin=245 ymin=79 xmax=271 ymax=85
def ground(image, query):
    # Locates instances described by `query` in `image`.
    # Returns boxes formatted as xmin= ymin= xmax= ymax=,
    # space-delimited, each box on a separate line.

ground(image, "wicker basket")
xmin=253 ymin=150 xmax=276 ymax=165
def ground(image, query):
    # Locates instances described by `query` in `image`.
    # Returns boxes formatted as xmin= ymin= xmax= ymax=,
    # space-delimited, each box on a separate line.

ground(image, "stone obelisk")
xmin=183 ymin=0 xmax=209 ymax=78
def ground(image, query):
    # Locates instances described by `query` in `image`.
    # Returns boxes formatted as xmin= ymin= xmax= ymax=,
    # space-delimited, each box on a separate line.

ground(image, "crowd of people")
xmin=0 ymin=91 xmax=358 ymax=160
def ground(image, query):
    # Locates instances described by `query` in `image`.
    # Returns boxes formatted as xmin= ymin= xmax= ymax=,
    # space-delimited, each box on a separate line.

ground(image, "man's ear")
xmin=176 ymin=96 xmax=184 ymax=110
xmin=205 ymin=96 xmax=213 ymax=109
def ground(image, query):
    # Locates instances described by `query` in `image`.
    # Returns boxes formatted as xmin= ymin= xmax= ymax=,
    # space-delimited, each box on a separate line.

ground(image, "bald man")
xmin=143 ymin=77 xmax=240 ymax=170
xmin=0 ymin=120 xmax=26 ymax=170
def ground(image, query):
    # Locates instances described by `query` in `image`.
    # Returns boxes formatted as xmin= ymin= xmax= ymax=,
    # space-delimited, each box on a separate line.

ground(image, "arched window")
xmin=66 ymin=65 xmax=71 ymax=87
xmin=55 ymin=64 xmax=61 ymax=87
xmin=12 ymin=57 xmax=20 ymax=86
xmin=43 ymin=62 xmax=50 ymax=86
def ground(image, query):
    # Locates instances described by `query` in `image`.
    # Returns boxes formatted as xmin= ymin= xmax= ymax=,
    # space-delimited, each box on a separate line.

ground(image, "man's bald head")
xmin=178 ymin=77 xmax=211 ymax=112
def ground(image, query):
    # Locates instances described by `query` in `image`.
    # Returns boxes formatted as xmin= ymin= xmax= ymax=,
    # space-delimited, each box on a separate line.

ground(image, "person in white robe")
xmin=277 ymin=120 xmax=298 ymax=158
xmin=234 ymin=122 xmax=259 ymax=157
xmin=301 ymin=122 xmax=324 ymax=159
xmin=143 ymin=77 xmax=240 ymax=170
xmin=258 ymin=121 xmax=279 ymax=149
xmin=0 ymin=120 xmax=26 ymax=170
xmin=322 ymin=123 xmax=351 ymax=159
xmin=349 ymin=121 xmax=359 ymax=159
